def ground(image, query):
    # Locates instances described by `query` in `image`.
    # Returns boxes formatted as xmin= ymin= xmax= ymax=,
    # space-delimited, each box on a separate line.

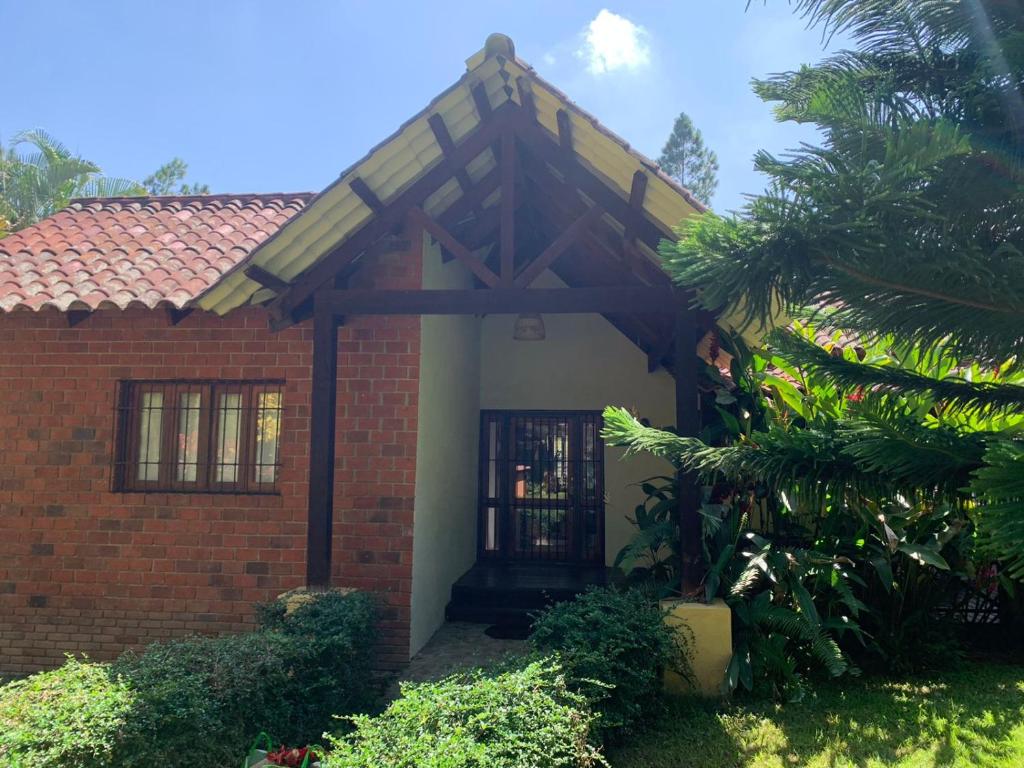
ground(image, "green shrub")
xmin=322 ymin=660 xmax=605 ymax=768
xmin=529 ymin=587 xmax=689 ymax=742
xmin=111 ymin=589 xmax=378 ymax=768
xmin=0 ymin=590 xmax=378 ymax=768
xmin=0 ymin=657 xmax=134 ymax=768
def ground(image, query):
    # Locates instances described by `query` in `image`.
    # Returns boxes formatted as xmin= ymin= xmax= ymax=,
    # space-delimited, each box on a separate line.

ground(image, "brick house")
xmin=0 ymin=34 xmax=713 ymax=674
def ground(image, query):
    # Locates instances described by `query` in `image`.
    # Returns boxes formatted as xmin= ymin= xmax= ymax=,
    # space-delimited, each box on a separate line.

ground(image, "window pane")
xmin=176 ymin=391 xmax=202 ymax=482
xmin=255 ymin=391 xmax=281 ymax=484
xmin=137 ymin=391 xmax=163 ymax=482
xmin=216 ymin=392 xmax=242 ymax=483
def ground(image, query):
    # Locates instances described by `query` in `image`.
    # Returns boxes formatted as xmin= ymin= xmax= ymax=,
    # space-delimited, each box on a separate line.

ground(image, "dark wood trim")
xmin=515 ymin=206 xmax=601 ymax=288
xmin=67 ymin=310 xmax=91 ymax=327
xmin=647 ymin=328 xmax=676 ymax=373
xmin=349 ymin=177 xmax=384 ymax=213
xmin=306 ymin=299 xmax=339 ymax=587
xmin=244 ymin=265 xmax=290 ymax=293
xmin=409 ymin=207 xmax=499 ymax=287
xmin=271 ymin=103 xmax=523 ymax=321
xmin=471 ymin=82 xmax=493 ymax=121
xmin=318 ymin=286 xmax=677 ymax=316
xmin=556 ymin=109 xmax=573 ymax=152
xmin=515 ymin=77 xmax=536 ymax=122
xmin=673 ymin=294 xmax=703 ymax=592
xmin=499 ymin=130 xmax=516 ymax=285
xmin=515 ymin=118 xmax=675 ymax=249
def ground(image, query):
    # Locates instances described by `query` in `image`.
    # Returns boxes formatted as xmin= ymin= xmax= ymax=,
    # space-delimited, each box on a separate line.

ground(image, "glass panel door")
xmin=479 ymin=411 xmax=605 ymax=563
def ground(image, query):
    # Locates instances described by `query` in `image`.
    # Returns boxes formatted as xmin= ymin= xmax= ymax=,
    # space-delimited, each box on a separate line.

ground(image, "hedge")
xmin=322 ymin=660 xmax=605 ymax=768
xmin=0 ymin=589 xmax=378 ymax=768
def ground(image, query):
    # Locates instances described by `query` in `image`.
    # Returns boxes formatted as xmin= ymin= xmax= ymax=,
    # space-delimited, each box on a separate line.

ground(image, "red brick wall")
xmin=0 ymin=250 xmax=421 ymax=674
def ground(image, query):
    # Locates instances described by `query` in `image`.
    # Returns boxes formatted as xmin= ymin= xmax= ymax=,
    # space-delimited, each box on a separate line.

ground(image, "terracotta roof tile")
xmin=0 ymin=193 xmax=313 ymax=313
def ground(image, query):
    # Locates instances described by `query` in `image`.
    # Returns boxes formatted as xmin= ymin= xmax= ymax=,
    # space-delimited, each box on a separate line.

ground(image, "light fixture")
xmin=513 ymin=313 xmax=546 ymax=341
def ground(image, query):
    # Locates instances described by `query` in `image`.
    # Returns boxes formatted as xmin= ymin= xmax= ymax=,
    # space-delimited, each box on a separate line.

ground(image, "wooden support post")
xmin=499 ymin=130 xmax=516 ymax=285
xmin=307 ymin=296 xmax=338 ymax=588
xmin=674 ymin=292 xmax=703 ymax=593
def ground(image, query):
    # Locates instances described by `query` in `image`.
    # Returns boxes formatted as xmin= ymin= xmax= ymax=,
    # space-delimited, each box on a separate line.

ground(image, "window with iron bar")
xmin=113 ymin=380 xmax=284 ymax=494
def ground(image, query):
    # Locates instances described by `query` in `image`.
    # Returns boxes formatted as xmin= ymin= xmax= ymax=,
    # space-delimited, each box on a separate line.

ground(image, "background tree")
xmin=143 ymin=157 xmax=210 ymax=195
xmin=657 ymin=112 xmax=719 ymax=206
xmin=0 ymin=130 xmax=144 ymax=233
xmin=607 ymin=0 xmax=1024 ymax=581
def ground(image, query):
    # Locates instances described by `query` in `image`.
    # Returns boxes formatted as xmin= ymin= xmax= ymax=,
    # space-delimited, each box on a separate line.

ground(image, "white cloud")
xmin=542 ymin=52 xmax=557 ymax=67
xmin=577 ymin=9 xmax=651 ymax=75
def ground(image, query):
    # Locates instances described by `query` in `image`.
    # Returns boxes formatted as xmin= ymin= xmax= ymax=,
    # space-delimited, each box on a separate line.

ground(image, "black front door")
xmin=478 ymin=410 xmax=605 ymax=563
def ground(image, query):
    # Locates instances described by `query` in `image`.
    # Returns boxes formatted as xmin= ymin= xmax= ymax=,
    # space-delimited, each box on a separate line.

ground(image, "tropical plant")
xmin=608 ymin=0 xmax=1024 ymax=588
xmin=0 ymin=130 xmax=145 ymax=232
xmin=657 ymin=112 xmax=719 ymax=206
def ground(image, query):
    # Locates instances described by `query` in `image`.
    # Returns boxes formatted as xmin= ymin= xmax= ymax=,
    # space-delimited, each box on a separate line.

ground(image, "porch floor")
xmin=445 ymin=561 xmax=623 ymax=627
xmin=393 ymin=621 xmax=527 ymax=697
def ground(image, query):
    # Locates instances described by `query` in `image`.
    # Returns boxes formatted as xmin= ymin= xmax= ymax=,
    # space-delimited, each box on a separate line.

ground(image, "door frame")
xmin=477 ymin=409 xmax=605 ymax=565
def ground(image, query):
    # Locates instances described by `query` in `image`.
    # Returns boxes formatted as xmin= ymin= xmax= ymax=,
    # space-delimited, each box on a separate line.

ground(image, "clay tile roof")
xmin=0 ymin=193 xmax=313 ymax=313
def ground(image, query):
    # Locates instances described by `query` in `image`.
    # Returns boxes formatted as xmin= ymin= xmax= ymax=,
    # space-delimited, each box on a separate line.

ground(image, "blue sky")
xmin=3 ymin=1 xmax=841 ymax=213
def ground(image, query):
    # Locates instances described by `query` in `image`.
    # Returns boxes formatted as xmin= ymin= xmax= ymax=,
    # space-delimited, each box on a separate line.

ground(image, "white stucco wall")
xmin=479 ymin=274 xmax=678 ymax=567
xmin=410 ymin=239 xmax=482 ymax=654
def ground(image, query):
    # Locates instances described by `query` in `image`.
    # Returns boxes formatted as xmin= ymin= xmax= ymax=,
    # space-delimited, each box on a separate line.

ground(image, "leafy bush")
xmin=256 ymin=589 xmax=379 ymax=735
xmin=322 ymin=660 xmax=604 ymax=768
xmin=0 ymin=656 xmax=134 ymax=768
xmin=528 ymin=587 xmax=689 ymax=742
xmin=113 ymin=589 xmax=377 ymax=768
xmin=0 ymin=590 xmax=377 ymax=768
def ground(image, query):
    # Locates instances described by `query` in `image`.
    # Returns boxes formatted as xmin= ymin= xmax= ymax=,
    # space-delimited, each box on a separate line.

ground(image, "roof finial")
xmin=484 ymin=33 xmax=515 ymax=60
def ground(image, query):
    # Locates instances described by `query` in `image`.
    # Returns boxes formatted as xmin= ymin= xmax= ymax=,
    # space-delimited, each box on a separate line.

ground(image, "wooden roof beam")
xmin=556 ymin=109 xmax=573 ymax=153
xmin=515 ymin=206 xmax=601 ymax=288
xmin=499 ymin=130 xmax=516 ymax=285
xmin=245 ymin=264 xmax=290 ymax=293
xmin=270 ymin=102 xmax=523 ymax=321
xmin=318 ymin=286 xmax=677 ymax=316
xmin=516 ymin=77 xmax=537 ymax=122
xmin=349 ymin=177 xmax=384 ymax=213
xmin=408 ymin=207 xmax=499 ymax=287
xmin=515 ymin=117 xmax=675 ymax=250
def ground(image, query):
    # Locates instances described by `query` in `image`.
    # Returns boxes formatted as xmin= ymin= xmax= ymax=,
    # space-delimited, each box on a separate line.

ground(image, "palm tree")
xmin=0 ymin=129 xmax=145 ymax=234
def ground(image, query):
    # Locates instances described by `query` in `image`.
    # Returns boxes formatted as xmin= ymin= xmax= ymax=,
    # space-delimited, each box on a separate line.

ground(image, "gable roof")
xmin=195 ymin=33 xmax=705 ymax=315
xmin=0 ymin=194 xmax=311 ymax=313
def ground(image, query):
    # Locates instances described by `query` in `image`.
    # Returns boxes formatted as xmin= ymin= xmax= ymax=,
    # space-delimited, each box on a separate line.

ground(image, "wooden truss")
xmin=265 ymin=80 xmax=707 ymax=592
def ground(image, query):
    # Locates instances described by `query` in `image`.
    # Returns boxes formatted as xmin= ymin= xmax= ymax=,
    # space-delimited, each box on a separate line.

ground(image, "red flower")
xmin=267 ymin=746 xmax=318 ymax=767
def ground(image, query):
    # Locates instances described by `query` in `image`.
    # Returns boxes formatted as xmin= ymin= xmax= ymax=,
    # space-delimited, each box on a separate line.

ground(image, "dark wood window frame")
xmin=113 ymin=379 xmax=284 ymax=494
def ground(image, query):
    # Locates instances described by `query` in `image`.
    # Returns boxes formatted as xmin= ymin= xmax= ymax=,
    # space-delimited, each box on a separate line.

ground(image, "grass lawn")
xmin=608 ymin=661 xmax=1024 ymax=768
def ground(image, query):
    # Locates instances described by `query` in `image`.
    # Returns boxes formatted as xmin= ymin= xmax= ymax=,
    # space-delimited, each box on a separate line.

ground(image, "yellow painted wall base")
xmin=662 ymin=598 xmax=732 ymax=697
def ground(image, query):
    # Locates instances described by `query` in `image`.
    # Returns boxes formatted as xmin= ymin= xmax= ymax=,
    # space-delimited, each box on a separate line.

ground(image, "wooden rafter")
xmin=349 ymin=177 xmax=384 ymax=213
xmin=269 ymin=103 xmax=523 ymax=322
xmin=245 ymin=264 xmax=290 ymax=293
xmin=515 ymin=117 xmax=674 ymax=248
xmin=428 ymin=113 xmax=485 ymax=220
xmin=499 ymin=130 xmax=516 ymax=285
xmin=318 ymin=286 xmax=676 ymax=316
xmin=515 ymin=77 xmax=536 ymax=121
xmin=471 ymin=82 xmax=493 ymax=121
xmin=556 ymin=109 xmax=573 ymax=152
xmin=515 ymin=206 xmax=601 ymax=288
xmin=408 ymin=207 xmax=499 ymax=287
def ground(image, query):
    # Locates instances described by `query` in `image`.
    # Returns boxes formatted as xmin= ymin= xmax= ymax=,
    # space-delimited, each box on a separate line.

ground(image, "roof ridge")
xmin=68 ymin=192 xmax=317 ymax=205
